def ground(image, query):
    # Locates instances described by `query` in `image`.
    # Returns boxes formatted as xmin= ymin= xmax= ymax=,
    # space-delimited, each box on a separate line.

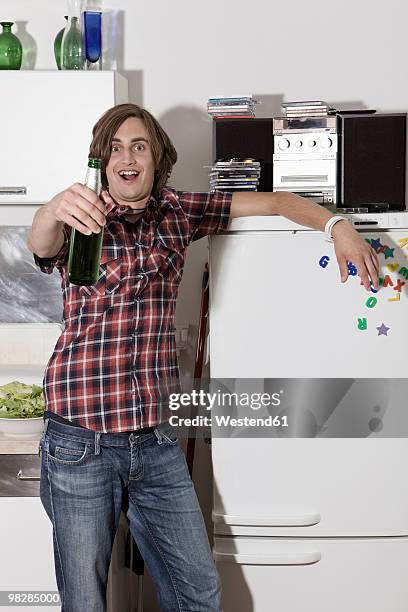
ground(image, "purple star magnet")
xmin=376 ymin=323 xmax=390 ymax=336
xmin=370 ymin=238 xmax=383 ymax=252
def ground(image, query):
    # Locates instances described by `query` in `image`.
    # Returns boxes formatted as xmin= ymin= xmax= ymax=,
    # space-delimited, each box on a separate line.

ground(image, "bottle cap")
xmin=88 ymin=157 xmax=102 ymax=169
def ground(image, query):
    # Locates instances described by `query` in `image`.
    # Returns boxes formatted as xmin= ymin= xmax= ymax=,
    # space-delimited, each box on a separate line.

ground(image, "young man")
xmin=27 ymin=103 xmax=379 ymax=612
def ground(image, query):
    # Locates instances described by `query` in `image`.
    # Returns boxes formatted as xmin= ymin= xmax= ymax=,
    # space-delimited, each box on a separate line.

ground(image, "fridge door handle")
xmin=212 ymin=511 xmax=321 ymax=527
xmin=213 ymin=551 xmax=322 ymax=565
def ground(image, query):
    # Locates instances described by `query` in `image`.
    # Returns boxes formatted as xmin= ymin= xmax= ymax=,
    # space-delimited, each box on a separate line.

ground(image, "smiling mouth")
xmin=118 ymin=169 xmax=140 ymax=182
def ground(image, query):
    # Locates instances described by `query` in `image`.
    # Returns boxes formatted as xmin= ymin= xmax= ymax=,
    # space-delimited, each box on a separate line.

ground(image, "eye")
xmin=134 ymin=143 xmax=146 ymax=152
xmin=111 ymin=144 xmax=121 ymax=152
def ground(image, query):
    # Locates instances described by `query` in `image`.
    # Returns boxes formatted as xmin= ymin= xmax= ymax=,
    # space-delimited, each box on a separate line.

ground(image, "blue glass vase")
xmin=83 ymin=11 xmax=102 ymax=70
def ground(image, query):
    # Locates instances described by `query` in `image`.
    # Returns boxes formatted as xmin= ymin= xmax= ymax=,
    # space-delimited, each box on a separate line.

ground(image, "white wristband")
xmin=324 ymin=215 xmax=347 ymax=242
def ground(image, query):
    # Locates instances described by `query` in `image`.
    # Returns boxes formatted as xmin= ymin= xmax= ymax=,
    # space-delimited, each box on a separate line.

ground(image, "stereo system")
xmin=213 ymin=111 xmax=407 ymax=211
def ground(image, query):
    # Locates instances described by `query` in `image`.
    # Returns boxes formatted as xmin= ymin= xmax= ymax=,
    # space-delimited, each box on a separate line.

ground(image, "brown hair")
xmin=89 ymin=103 xmax=177 ymax=197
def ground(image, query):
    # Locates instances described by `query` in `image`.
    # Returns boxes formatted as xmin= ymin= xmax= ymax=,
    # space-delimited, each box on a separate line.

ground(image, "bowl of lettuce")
xmin=0 ymin=381 xmax=45 ymax=437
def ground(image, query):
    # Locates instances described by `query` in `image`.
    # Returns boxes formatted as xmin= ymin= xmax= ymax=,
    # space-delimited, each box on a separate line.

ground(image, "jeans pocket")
xmin=47 ymin=433 xmax=89 ymax=465
xmin=157 ymin=421 xmax=179 ymax=445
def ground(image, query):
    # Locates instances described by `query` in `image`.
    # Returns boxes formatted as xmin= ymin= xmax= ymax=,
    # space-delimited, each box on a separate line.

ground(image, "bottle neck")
xmin=67 ymin=0 xmax=81 ymax=18
xmin=1 ymin=23 xmax=13 ymax=33
xmin=85 ymin=167 xmax=102 ymax=196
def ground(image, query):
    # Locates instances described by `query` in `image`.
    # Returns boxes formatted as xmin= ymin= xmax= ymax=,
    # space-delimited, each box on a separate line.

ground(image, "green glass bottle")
xmin=0 ymin=22 xmax=22 ymax=70
xmin=54 ymin=16 xmax=68 ymax=70
xmin=61 ymin=0 xmax=84 ymax=70
xmin=67 ymin=158 xmax=104 ymax=286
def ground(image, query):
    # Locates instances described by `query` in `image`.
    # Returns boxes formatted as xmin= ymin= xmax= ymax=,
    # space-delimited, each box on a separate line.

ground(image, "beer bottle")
xmin=67 ymin=157 xmax=104 ymax=286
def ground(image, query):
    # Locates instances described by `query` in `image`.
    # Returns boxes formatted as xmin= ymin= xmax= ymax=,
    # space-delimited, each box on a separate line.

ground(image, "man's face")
xmin=105 ymin=116 xmax=155 ymax=209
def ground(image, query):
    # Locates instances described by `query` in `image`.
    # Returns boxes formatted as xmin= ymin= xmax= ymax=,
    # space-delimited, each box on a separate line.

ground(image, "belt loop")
xmin=95 ymin=432 xmax=101 ymax=455
xmin=153 ymin=426 xmax=163 ymax=444
xmin=43 ymin=418 xmax=50 ymax=434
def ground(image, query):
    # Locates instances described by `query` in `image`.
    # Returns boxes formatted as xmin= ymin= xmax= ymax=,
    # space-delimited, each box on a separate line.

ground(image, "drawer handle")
xmin=212 ymin=511 xmax=321 ymax=527
xmin=16 ymin=469 xmax=40 ymax=481
xmin=0 ymin=186 xmax=27 ymax=195
xmin=213 ymin=551 xmax=322 ymax=565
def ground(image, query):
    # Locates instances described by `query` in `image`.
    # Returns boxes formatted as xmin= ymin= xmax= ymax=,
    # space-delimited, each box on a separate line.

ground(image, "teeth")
xmin=119 ymin=170 xmax=139 ymax=176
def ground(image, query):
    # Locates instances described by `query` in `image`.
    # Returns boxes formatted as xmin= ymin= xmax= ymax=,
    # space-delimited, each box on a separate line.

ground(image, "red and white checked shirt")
xmin=34 ymin=188 xmax=232 ymax=432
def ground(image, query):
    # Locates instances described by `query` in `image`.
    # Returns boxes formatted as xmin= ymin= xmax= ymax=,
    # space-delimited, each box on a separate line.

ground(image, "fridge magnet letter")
xmin=376 ymin=323 xmax=390 ymax=336
xmin=319 ymin=255 xmax=330 ymax=268
xmin=388 ymin=294 xmax=401 ymax=302
xmin=357 ymin=318 xmax=367 ymax=330
xmin=386 ymin=263 xmax=399 ymax=273
xmin=394 ymin=279 xmax=405 ymax=292
xmin=370 ymin=238 xmax=382 ymax=251
xmin=366 ymin=296 xmax=377 ymax=308
xmin=383 ymin=275 xmax=394 ymax=288
xmin=384 ymin=247 xmax=395 ymax=259
xmin=347 ymin=261 xmax=357 ymax=276
xmin=378 ymin=277 xmax=384 ymax=286
xmin=398 ymin=267 xmax=408 ymax=280
xmin=361 ymin=279 xmax=379 ymax=293
xmin=397 ymin=237 xmax=408 ymax=248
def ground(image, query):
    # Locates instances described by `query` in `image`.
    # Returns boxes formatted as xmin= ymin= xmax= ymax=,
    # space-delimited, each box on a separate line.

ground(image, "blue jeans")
xmin=38 ymin=412 xmax=221 ymax=612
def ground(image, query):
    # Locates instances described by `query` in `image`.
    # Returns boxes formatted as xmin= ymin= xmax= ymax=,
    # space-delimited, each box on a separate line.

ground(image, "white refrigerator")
xmin=208 ymin=212 xmax=408 ymax=612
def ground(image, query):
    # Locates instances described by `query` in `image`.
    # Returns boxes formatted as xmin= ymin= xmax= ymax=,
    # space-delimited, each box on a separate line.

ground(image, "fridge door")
xmin=212 ymin=437 xmax=408 ymax=537
xmin=214 ymin=535 xmax=408 ymax=612
xmin=209 ymin=229 xmax=408 ymax=378
xmin=208 ymin=226 xmax=408 ymax=536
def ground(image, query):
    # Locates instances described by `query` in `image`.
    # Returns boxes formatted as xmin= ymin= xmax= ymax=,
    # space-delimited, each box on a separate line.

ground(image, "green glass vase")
xmin=0 ymin=22 xmax=22 ymax=70
xmin=54 ymin=16 xmax=68 ymax=70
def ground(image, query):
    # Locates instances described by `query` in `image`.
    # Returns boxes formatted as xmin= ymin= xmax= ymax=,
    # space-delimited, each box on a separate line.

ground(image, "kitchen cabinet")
xmin=0 ymin=455 xmax=60 ymax=612
xmin=0 ymin=71 xmax=128 ymax=205
xmin=0 ymin=452 xmax=140 ymax=612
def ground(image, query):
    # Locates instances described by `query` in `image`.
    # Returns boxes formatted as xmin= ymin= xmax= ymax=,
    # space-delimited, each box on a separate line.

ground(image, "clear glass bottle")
xmin=61 ymin=0 xmax=85 ymax=70
xmin=67 ymin=158 xmax=104 ymax=286
xmin=0 ymin=22 xmax=22 ymax=70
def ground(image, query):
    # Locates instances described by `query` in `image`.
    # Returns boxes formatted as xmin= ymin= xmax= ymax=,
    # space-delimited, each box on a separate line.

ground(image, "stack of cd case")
xmin=281 ymin=100 xmax=335 ymax=118
xmin=207 ymin=95 xmax=257 ymax=119
xmin=209 ymin=158 xmax=261 ymax=192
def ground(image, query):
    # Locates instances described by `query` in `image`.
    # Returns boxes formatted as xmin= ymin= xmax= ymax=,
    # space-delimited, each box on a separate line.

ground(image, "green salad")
xmin=0 ymin=381 xmax=45 ymax=419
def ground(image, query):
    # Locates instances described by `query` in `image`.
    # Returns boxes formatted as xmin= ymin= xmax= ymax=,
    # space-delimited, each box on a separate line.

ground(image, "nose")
xmin=120 ymin=146 xmax=137 ymax=165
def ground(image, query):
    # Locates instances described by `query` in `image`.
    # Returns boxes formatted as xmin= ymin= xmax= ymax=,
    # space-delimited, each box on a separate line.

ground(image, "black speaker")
xmin=337 ymin=112 xmax=407 ymax=210
xmin=213 ymin=118 xmax=274 ymax=192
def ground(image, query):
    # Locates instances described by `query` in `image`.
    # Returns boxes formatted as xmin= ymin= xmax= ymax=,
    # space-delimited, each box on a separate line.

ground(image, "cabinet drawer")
xmin=0 ymin=454 xmax=41 ymax=496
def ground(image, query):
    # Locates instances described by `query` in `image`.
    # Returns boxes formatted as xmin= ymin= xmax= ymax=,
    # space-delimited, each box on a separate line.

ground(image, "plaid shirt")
xmin=33 ymin=188 xmax=232 ymax=432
